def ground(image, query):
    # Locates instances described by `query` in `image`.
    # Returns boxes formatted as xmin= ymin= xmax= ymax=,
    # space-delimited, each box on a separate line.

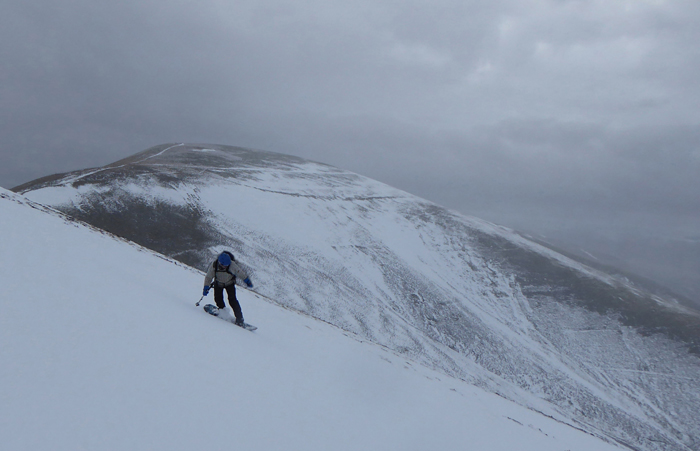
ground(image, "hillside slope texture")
xmin=16 ymin=143 xmax=700 ymax=451
xmin=1 ymin=188 xmax=625 ymax=450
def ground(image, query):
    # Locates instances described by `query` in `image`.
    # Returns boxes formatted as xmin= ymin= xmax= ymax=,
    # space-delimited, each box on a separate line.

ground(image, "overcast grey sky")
xmin=1 ymin=0 xmax=699 ymax=298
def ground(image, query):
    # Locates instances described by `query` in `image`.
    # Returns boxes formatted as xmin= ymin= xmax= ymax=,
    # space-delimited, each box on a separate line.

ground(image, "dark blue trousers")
xmin=213 ymin=283 xmax=243 ymax=320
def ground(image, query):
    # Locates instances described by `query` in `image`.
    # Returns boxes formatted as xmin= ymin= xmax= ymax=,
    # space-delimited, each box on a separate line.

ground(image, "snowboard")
xmin=203 ymin=304 xmax=257 ymax=331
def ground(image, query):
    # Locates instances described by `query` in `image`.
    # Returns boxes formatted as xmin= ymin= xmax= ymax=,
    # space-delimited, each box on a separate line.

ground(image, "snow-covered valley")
xmin=11 ymin=143 xmax=700 ymax=451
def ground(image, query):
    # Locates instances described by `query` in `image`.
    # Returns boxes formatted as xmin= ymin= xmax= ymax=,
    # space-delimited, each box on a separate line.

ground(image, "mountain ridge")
xmin=14 ymin=143 xmax=700 ymax=451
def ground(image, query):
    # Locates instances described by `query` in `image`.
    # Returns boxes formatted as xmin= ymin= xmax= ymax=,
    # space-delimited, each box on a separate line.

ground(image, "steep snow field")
xmin=14 ymin=144 xmax=700 ymax=451
xmin=0 ymin=189 xmax=622 ymax=450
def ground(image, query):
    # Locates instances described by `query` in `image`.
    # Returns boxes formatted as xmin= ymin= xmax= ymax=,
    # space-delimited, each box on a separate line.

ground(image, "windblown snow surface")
xmin=0 ymin=188 xmax=622 ymax=450
xmin=14 ymin=143 xmax=700 ymax=451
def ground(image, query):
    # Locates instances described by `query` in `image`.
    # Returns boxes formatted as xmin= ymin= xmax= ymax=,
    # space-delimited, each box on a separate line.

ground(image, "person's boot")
xmin=235 ymin=317 xmax=245 ymax=327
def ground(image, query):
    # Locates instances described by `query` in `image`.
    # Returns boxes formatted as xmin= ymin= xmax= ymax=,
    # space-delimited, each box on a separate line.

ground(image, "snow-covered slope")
xmin=14 ymin=143 xmax=700 ymax=451
xmin=0 ymin=188 xmax=623 ymax=450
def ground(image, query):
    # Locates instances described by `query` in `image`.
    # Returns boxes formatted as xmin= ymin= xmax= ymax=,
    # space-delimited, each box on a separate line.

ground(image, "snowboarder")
xmin=202 ymin=251 xmax=253 ymax=327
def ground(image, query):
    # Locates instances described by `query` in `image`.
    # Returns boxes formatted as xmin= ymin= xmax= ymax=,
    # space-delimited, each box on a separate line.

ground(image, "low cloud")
xmin=1 ymin=0 xmax=698 ymax=297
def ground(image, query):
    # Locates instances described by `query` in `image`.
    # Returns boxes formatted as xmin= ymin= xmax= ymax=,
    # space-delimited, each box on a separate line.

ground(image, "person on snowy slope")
xmin=203 ymin=251 xmax=253 ymax=326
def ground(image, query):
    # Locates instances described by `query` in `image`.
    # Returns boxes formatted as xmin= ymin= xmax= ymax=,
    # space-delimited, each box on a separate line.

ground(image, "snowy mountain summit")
xmin=14 ymin=143 xmax=700 ymax=451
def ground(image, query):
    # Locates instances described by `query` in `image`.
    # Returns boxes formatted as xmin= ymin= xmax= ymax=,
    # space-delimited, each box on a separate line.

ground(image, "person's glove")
xmin=203 ymin=286 xmax=210 ymax=296
xmin=244 ymin=278 xmax=253 ymax=288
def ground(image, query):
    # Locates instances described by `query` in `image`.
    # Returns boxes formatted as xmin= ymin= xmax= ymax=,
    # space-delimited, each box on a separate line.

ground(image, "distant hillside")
xmin=15 ymin=143 xmax=700 ymax=451
xmin=2 ymin=188 xmax=625 ymax=450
